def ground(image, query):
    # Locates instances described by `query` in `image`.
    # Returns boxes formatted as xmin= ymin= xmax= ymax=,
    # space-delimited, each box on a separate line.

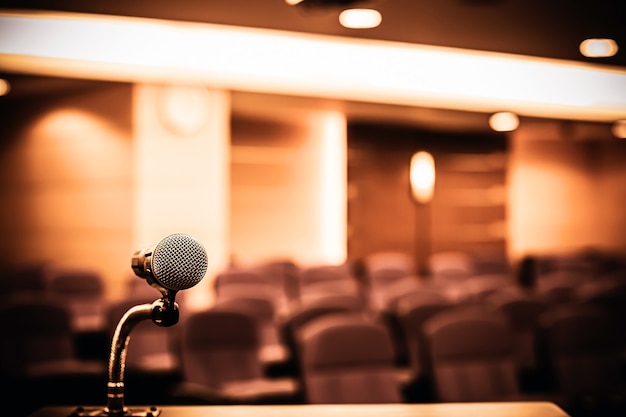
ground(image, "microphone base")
xmin=68 ymin=406 xmax=161 ymax=417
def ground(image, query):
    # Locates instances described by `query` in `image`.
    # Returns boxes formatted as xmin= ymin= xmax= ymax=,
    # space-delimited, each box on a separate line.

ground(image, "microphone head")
xmin=150 ymin=233 xmax=208 ymax=291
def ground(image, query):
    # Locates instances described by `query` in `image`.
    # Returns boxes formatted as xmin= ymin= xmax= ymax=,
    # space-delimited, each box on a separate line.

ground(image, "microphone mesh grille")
xmin=151 ymin=234 xmax=208 ymax=290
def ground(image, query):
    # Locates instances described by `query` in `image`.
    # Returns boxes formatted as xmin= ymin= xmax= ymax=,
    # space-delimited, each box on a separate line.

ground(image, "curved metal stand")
xmin=69 ymin=296 xmax=179 ymax=417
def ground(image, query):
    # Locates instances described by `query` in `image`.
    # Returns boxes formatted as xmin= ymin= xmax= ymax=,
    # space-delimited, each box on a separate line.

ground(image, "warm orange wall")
xmin=346 ymin=124 xmax=508 ymax=271
xmin=230 ymin=109 xmax=347 ymax=268
xmin=0 ymin=85 xmax=134 ymax=297
xmin=2 ymin=86 xmax=625 ymax=302
xmin=508 ymin=121 xmax=626 ymax=262
xmin=0 ymin=84 xmax=348 ymax=305
xmin=132 ymin=84 xmax=232 ymax=308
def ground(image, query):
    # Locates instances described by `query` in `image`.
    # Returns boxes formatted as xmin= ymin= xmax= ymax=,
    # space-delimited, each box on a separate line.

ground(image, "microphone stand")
xmin=69 ymin=293 xmax=179 ymax=417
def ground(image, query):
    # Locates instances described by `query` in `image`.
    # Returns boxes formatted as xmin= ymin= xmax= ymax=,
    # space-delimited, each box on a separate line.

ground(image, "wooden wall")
xmin=347 ymin=122 xmax=509 ymax=273
xmin=230 ymin=108 xmax=347 ymax=268
xmin=0 ymin=83 xmax=133 ymax=297
xmin=508 ymin=120 xmax=626 ymax=260
xmin=1 ymin=82 xmax=625 ymax=301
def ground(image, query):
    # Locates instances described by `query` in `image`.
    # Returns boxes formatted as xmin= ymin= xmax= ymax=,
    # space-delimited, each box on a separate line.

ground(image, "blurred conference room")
xmin=1 ymin=1 xmax=625 ymax=417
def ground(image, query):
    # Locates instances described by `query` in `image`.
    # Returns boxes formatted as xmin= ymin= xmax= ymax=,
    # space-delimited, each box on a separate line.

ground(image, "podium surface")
xmin=28 ymin=402 xmax=571 ymax=417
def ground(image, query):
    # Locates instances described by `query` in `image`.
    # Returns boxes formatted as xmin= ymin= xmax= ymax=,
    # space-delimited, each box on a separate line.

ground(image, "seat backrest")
xmin=125 ymin=274 xmax=163 ymax=301
xmin=454 ymin=274 xmax=517 ymax=304
xmin=0 ymin=294 xmax=76 ymax=375
xmin=213 ymin=295 xmax=288 ymax=364
xmin=367 ymin=274 xmax=422 ymax=312
xmin=0 ymin=262 xmax=48 ymax=297
xmin=299 ymin=279 xmax=364 ymax=309
xmin=368 ymin=268 xmax=412 ymax=287
xmin=364 ymin=251 xmax=414 ymax=278
xmin=534 ymin=271 xmax=580 ymax=305
xmin=178 ymin=309 xmax=263 ymax=388
xmin=428 ymin=251 xmax=476 ymax=281
xmin=538 ymin=302 xmax=624 ymax=397
xmin=488 ymin=290 xmax=548 ymax=370
xmin=576 ymin=279 xmax=626 ymax=350
xmin=297 ymin=314 xmax=402 ymax=404
xmin=214 ymin=296 xmax=276 ymax=322
xmin=215 ymin=269 xmax=289 ymax=316
xmin=393 ymin=290 xmax=453 ymax=375
xmin=422 ymin=305 xmax=520 ymax=402
xmin=299 ymin=264 xmax=353 ymax=288
xmin=282 ymin=294 xmax=366 ymax=366
xmin=287 ymin=294 xmax=365 ymax=337
xmin=43 ymin=265 xmax=106 ymax=332
xmin=253 ymin=259 xmax=301 ymax=310
xmin=576 ymin=278 xmax=626 ymax=319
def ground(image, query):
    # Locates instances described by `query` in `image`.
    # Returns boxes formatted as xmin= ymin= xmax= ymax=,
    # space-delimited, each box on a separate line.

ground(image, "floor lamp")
xmin=410 ymin=151 xmax=435 ymax=278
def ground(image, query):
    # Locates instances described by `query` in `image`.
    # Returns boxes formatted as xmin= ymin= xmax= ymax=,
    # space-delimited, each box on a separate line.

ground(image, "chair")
xmin=43 ymin=264 xmax=107 ymax=333
xmin=282 ymin=292 xmax=366 ymax=336
xmin=124 ymin=274 xmax=164 ymax=301
xmin=363 ymin=252 xmax=414 ymax=303
xmin=538 ymin=302 xmax=626 ymax=414
xmin=299 ymin=278 xmax=363 ymax=306
xmin=472 ymin=249 xmax=511 ymax=276
xmin=422 ymin=304 xmax=523 ymax=402
xmin=297 ymin=263 xmax=366 ymax=310
xmin=428 ymin=251 xmax=476 ymax=282
xmin=214 ymin=269 xmax=289 ymax=317
xmin=367 ymin=274 xmax=422 ymax=313
xmin=0 ymin=261 xmax=48 ymax=297
xmin=364 ymin=251 xmax=414 ymax=278
xmin=377 ymin=276 xmax=426 ymax=311
xmin=253 ymin=259 xmax=301 ymax=308
xmin=296 ymin=313 xmax=403 ymax=404
xmin=298 ymin=264 xmax=358 ymax=295
xmin=213 ymin=272 xmax=293 ymax=367
xmin=576 ymin=278 xmax=626 ymax=354
xmin=0 ymin=293 xmax=107 ymax=414
xmin=172 ymin=308 xmax=299 ymax=404
xmin=534 ymin=271 xmax=579 ymax=305
xmin=453 ymin=273 xmax=517 ymax=304
xmin=299 ymin=264 xmax=353 ymax=287
xmin=393 ymin=290 xmax=453 ymax=378
xmin=213 ymin=296 xmax=289 ymax=367
xmin=487 ymin=289 xmax=549 ymax=392
xmin=280 ymin=292 xmax=366 ymax=376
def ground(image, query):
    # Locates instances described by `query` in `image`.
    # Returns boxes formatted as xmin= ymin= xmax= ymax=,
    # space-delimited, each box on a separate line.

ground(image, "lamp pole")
xmin=410 ymin=151 xmax=435 ymax=279
xmin=414 ymin=200 xmax=431 ymax=278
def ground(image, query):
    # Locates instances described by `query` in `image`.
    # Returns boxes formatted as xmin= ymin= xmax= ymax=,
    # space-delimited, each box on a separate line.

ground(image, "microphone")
xmin=131 ymin=233 xmax=208 ymax=295
xmin=72 ymin=233 xmax=208 ymax=417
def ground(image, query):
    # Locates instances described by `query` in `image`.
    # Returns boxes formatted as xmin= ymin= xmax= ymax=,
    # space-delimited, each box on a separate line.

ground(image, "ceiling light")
xmin=489 ymin=111 xmax=519 ymax=132
xmin=580 ymin=38 xmax=619 ymax=58
xmin=612 ymin=120 xmax=626 ymax=138
xmin=287 ymin=0 xmax=364 ymax=6
xmin=2 ymin=11 xmax=626 ymax=122
xmin=0 ymin=78 xmax=9 ymax=96
xmin=339 ymin=9 xmax=382 ymax=29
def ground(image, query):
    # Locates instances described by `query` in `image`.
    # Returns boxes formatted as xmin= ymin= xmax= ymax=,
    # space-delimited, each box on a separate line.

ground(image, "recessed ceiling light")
xmin=339 ymin=9 xmax=382 ymax=29
xmin=489 ymin=111 xmax=519 ymax=132
xmin=612 ymin=120 xmax=626 ymax=139
xmin=580 ymin=38 xmax=619 ymax=58
xmin=0 ymin=79 xmax=10 ymax=96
